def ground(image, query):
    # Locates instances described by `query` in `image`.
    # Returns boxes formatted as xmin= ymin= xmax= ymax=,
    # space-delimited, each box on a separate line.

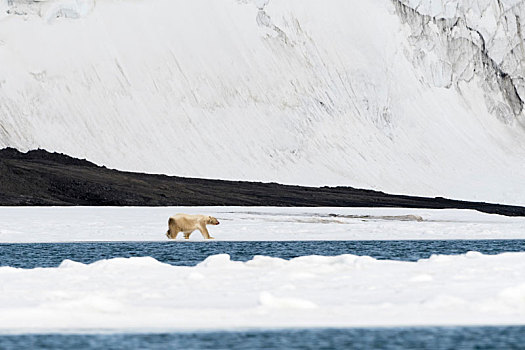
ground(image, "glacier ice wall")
xmin=1 ymin=0 xmax=525 ymax=204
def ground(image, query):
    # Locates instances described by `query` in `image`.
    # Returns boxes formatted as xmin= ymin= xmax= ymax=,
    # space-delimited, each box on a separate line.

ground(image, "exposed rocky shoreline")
xmin=1 ymin=148 xmax=524 ymax=216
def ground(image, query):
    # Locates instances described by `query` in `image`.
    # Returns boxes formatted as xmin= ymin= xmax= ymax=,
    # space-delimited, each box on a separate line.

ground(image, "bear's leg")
xmin=184 ymin=231 xmax=192 ymax=239
xmin=167 ymin=221 xmax=180 ymax=239
xmin=167 ymin=229 xmax=179 ymax=239
xmin=198 ymin=226 xmax=214 ymax=239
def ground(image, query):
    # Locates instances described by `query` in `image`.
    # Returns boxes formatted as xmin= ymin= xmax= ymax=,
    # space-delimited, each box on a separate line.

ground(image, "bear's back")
xmin=171 ymin=213 xmax=205 ymax=228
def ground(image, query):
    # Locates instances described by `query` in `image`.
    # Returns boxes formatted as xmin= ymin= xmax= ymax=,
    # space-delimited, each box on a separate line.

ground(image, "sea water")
xmin=2 ymin=240 xmax=525 ymax=268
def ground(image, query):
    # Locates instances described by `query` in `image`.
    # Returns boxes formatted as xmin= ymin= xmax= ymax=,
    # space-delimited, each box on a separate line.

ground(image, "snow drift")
xmin=2 ymin=251 xmax=525 ymax=331
xmin=1 ymin=0 xmax=525 ymax=204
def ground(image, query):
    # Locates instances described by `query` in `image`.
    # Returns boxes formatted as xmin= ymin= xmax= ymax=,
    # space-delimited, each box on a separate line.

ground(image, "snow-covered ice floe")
xmin=2 ymin=251 xmax=525 ymax=331
xmin=1 ymin=207 xmax=525 ymax=242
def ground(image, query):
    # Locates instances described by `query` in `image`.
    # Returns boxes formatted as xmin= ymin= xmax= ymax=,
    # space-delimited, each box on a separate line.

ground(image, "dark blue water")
xmin=1 ymin=327 xmax=524 ymax=350
xmin=2 ymin=240 xmax=525 ymax=349
xmin=1 ymin=240 xmax=525 ymax=268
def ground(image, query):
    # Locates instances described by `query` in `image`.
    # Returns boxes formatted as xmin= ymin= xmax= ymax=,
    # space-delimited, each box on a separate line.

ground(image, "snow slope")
xmin=2 ymin=206 xmax=525 ymax=242
xmin=1 ymin=0 xmax=525 ymax=204
xmin=2 ymin=251 xmax=525 ymax=331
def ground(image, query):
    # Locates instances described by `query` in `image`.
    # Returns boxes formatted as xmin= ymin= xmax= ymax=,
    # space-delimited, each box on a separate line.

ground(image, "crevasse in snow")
xmin=1 ymin=0 xmax=525 ymax=204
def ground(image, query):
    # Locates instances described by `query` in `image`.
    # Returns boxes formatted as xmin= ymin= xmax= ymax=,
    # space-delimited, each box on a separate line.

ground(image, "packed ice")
xmin=2 ymin=206 xmax=525 ymax=242
xmin=2 ymin=251 xmax=525 ymax=331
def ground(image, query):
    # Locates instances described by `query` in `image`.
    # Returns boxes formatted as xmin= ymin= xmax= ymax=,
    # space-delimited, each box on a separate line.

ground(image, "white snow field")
xmin=1 ymin=0 xmax=525 ymax=205
xmin=2 ymin=251 xmax=525 ymax=331
xmin=1 ymin=206 xmax=525 ymax=242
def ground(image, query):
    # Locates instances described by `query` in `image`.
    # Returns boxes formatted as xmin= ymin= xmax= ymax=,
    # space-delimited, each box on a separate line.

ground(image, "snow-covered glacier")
xmin=1 ymin=0 xmax=525 ymax=204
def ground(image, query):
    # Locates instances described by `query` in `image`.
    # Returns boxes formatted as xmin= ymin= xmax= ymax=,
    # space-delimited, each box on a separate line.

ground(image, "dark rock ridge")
xmin=0 ymin=148 xmax=524 ymax=216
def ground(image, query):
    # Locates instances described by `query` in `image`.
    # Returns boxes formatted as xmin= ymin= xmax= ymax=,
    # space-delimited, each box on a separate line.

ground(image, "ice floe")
xmin=1 ymin=251 xmax=525 ymax=331
xmin=1 ymin=206 xmax=525 ymax=242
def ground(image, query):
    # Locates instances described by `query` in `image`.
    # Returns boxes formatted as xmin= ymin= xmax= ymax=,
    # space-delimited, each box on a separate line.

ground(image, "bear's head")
xmin=208 ymin=216 xmax=220 ymax=225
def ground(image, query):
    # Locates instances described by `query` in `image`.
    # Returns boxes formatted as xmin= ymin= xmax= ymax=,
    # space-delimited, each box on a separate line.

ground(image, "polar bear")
xmin=166 ymin=214 xmax=220 ymax=240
